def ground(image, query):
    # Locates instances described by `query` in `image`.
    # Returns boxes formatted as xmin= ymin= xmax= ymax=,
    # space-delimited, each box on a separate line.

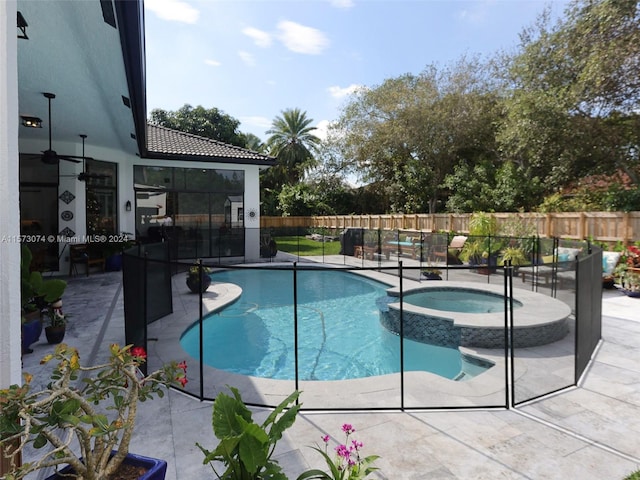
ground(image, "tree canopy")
xmin=150 ymin=104 xmax=248 ymax=147
xmin=321 ymin=0 xmax=640 ymax=214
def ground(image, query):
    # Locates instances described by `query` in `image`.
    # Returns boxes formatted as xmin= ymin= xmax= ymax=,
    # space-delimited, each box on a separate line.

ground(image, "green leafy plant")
xmin=459 ymin=239 xmax=484 ymax=264
xmin=0 ymin=343 xmax=187 ymax=480
xmin=615 ymin=244 xmax=640 ymax=292
xmin=197 ymin=387 xmax=301 ymax=480
xmin=468 ymin=212 xmax=498 ymax=237
xmin=499 ymin=246 xmax=529 ymax=266
xmin=188 ymin=265 xmax=213 ymax=276
xmin=20 ymin=245 xmax=67 ymax=315
xmin=421 ymin=268 xmax=442 ymax=276
xmin=44 ymin=306 xmax=69 ymax=328
xmin=297 ymin=424 xmax=379 ymax=480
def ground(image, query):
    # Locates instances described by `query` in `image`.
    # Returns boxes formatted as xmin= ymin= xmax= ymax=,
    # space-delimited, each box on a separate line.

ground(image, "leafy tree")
xmin=242 ymin=132 xmax=266 ymax=153
xmin=497 ymin=0 xmax=640 ymax=191
xmin=266 ymin=108 xmax=321 ymax=185
xmin=277 ymin=183 xmax=327 ymax=217
xmin=150 ymin=104 xmax=247 ymax=147
xmin=333 ymin=57 xmax=501 ymax=213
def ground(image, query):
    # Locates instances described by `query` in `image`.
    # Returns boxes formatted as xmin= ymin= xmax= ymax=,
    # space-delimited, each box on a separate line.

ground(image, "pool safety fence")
xmin=122 ymin=238 xmax=602 ymax=411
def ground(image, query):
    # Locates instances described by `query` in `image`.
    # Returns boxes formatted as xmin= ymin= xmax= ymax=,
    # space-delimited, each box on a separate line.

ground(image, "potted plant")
xmin=615 ymin=244 xmax=640 ymax=297
xmin=20 ymin=246 xmax=67 ymax=354
xmin=186 ymin=264 xmax=212 ymax=294
xmin=0 ymin=343 xmax=187 ymax=480
xmin=421 ymin=268 xmax=442 ymax=280
xmin=499 ymin=246 xmax=529 ymax=269
xmin=461 ymin=213 xmax=503 ymax=274
xmin=43 ymin=306 xmax=68 ymax=344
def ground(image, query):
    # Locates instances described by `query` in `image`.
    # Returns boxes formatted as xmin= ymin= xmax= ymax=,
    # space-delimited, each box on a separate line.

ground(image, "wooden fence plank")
xmin=261 ymin=212 xmax=640 ymax=245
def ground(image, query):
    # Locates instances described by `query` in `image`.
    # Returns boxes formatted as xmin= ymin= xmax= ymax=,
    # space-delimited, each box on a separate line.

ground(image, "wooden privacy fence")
xmin=261 ymin=212 xmax=640 ymax=245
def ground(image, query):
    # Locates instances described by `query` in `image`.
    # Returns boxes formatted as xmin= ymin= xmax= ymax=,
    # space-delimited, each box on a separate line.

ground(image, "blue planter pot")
xmin=105 ymin=253 xmax=123 ymax=271
xmin=21 ymin=318 xmax=42 ymax=354
xmin=44 ymin=452 xmax=167 ymax=480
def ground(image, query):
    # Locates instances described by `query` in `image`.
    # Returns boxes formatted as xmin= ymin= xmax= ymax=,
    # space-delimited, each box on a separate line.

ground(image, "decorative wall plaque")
xmin=59 ymin=227 xmax=75 ymax=238
xmin=61 ymin=210 xmax=74 ymax=221
xmin=59 ymin=190 xmax=76 ymax=204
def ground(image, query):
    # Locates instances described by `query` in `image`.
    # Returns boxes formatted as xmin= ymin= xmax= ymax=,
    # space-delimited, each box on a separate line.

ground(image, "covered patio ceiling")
xmin=16 ymin=1 xmax=144 ymax=160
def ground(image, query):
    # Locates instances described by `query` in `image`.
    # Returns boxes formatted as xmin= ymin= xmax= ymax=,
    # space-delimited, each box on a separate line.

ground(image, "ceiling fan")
xmin=36 ymin=92 xmax=94 ymax=165
xmin=59 ymin=134 xmax=111 ymax=182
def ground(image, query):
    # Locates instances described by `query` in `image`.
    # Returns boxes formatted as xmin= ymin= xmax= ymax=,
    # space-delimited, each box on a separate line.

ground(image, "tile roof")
xmin=146 ymin=123 xmax=275 ymax=165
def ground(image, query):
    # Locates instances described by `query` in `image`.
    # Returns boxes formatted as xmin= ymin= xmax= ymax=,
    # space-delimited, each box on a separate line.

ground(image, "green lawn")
xmin=274 ymin=236 xmax=342 ymax=256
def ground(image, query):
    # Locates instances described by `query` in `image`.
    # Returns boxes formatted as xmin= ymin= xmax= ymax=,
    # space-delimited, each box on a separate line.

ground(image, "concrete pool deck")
xmin=20 ymin=265 xmax=640 ymax=480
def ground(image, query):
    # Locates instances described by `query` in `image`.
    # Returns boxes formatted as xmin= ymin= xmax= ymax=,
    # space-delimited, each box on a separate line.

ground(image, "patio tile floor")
xmin=20 ymin=267 xmax=640 ymax=480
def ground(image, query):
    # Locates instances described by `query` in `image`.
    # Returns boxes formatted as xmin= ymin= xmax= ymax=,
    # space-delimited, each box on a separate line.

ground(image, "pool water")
xmin=180 ymin=269 xmax=492 ymax=381
xmin=404 ymin=288 xmax=522 ymax=313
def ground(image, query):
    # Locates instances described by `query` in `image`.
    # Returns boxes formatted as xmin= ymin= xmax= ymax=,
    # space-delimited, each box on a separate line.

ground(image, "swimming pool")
xmin=179 ymin=269 xmax=493 ymax=381
xmin=403 ymin=288 xmax=523 ymax=313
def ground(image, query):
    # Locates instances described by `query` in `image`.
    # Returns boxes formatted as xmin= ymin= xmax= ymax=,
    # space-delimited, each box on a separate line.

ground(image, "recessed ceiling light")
xmin=20 ymin=116 xmax=42 ymax=128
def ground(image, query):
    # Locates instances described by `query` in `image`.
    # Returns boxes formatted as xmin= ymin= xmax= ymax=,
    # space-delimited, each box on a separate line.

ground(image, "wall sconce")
xmin=21 ymin=116 xmax=42 ymax=128
xmin=17 ymin=11 xmax=28 ymax=40
xmin=125 ymin=200 xmax=132 ymax=212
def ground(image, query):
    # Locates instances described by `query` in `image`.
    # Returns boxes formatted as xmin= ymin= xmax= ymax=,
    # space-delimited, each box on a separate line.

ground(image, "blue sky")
xmin=144 ymin=0 xmax=569 ymax=143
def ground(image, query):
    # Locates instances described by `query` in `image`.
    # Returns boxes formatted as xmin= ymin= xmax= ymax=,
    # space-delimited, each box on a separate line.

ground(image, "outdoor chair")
xmin=430 ymin=235 xmax=467 ymax=264
xmin=69 ymin=243 xmax=105 ymax=277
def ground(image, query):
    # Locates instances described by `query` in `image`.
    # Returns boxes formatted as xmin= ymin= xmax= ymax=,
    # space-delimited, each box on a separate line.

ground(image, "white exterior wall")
xmin=0 ymin=0 xmax=23 ymax=387
xmin=243 ymin=164 xmax=262 ymax=261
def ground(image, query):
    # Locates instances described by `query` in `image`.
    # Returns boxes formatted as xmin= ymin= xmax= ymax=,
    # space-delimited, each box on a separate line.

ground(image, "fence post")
xmin=198 ymin=259 xmax=204 ymax=401
xmin=399 ymin=260 xmax=405 ymax=411
xmin=141 ymin=252 xmax=149 ymax=376
xmin=293 ymin=262 xmax=299 ymax=397
xmin=505 ymin=260 xmax=514 ymax=408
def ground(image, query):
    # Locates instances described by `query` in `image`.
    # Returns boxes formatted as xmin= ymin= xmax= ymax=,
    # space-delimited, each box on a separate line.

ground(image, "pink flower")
xmin=335 ymin=444 xmax=351 ymax=459
xmin=341 ymin=423 xmax=355 ymax=435
xmin=321 ymin=435 xmax=330 ymax=443
xmin=351 ymin=439 xmax=363 ymax=450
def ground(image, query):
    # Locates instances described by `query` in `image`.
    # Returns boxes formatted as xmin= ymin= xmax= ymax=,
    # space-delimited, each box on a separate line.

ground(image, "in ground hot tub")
xmin=379 ymin=282 xmax=571 ymax=348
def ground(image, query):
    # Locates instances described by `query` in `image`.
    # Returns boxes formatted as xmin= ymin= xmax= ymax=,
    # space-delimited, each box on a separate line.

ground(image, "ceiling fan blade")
xmin=57 ymin=156 xmax=83 ymax=164
xmin=60 ymin=154 xmax=94 ymax=160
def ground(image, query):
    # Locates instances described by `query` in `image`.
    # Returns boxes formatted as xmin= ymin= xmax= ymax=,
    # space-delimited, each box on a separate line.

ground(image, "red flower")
xmin=177 ymin=361 xmax=187 ymax=373
xmin=131 ymin=346 xmax=147 ymax=360
xmin=177 ymin=375 xmax=188 ymax=387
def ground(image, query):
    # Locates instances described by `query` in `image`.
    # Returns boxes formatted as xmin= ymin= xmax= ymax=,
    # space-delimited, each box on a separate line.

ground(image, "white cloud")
xmin=204 ymin=59 xmax=221 ymax=67
xmin=238 ymin=50 xmax=256 ymax=67
xmin=327 ymin=83 xmax=361 ymax=99
xmin=145 ymin=0 xmax=199 ymax=24
xmin=242 ymin=27 xmax=272 ymax=48
xmin=314 ymin=120 xmax=331 ymax=141
xmin=329 ymin=0 xmax=354 ymax=8
xmin=277 ymin=21 xmax=329 ymax=55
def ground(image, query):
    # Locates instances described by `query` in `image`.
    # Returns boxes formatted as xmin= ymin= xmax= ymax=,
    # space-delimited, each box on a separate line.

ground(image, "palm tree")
xmin=266 ymin=108 xmax=321 ymax=184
